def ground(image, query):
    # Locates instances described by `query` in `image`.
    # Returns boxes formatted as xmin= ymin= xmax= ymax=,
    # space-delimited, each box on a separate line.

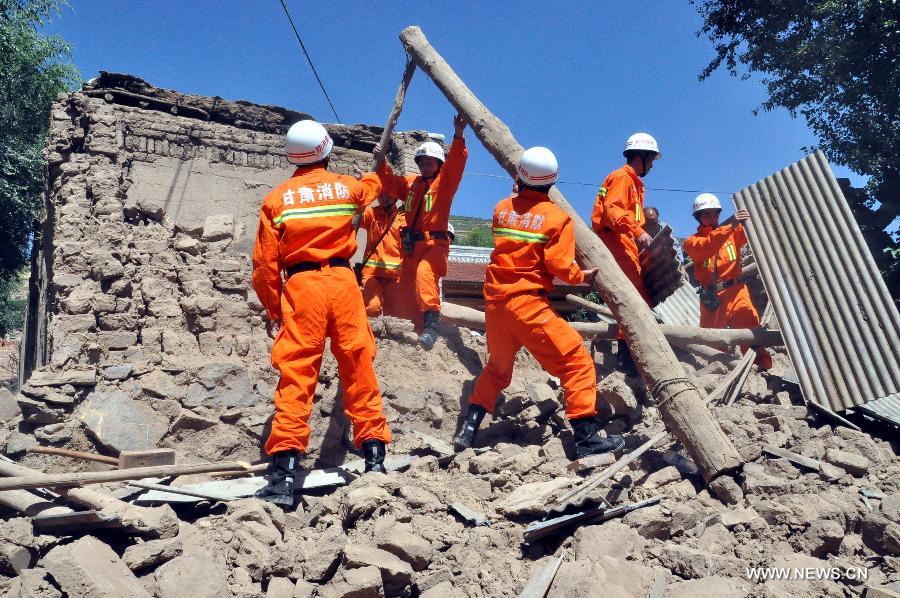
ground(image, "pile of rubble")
xmin=0 ymin=326 xmax=898 ymax=597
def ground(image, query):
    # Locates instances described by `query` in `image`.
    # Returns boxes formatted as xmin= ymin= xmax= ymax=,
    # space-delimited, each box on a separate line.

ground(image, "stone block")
xmin=0 ymin=387 xmax=22 ymax=421
xmin=376 ymin=524 xmax=433 ymax=571
xmin=343 ymin=543 xmax=412 ymax=596
xmin=202 ymin=214 xmax=234 ymax=241
xmin=122 ymin=537 xmax=183 ymax=572
xmin=79 ymin=389 xmax=169 ymax=453
xmin=154 ymin=553 xmax=233 ymax=598
xmin=823 ymin=448 xmax=871 ymax=477
xmin=574 ymin=521 xmax=645 ymax=560
xmin=42 ymin=536 xmax=150 ymax=598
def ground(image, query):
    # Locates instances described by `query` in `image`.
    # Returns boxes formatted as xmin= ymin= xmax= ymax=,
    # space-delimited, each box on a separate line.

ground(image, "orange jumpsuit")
xmin=683 ymin=223 xmax=772 ymax=370
xmin=469 ymin=189 xmax=598 ymax=419
xmin=379 ymin=137 xmax=468 ymax=321
xmin=360 ymin=204 xmax=408 ymax=318
xmin=252 ymin=164 xmax=392 ymax=454
xmin=591 ymin=164 xmax=651 ymax=303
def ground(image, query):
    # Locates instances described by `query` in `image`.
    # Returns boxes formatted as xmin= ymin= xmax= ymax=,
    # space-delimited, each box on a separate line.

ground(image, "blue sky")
xmin=44 ymin=0 xmax=866 ymax=238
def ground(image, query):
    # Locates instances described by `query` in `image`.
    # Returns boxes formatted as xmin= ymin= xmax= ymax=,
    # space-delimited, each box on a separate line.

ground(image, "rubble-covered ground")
xmin=0 ymin=320 xmax=898 ymax=598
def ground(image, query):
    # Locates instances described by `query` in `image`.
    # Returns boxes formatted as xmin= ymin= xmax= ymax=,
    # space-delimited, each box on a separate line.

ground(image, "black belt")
xmin=508 ymin=288 xmax=546 ymax=298
xmin=412 ymin=230 xmax=450 ymax=241
xmin=285 ymin=258 xmax=351 ymax=277
xmin=703 ymin=279 xmax=736 ymax=293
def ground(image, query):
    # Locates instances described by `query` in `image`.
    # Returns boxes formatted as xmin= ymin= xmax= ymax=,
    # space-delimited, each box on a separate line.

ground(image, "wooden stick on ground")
xmin=0 ymin=456 xmax=178 ymax=538
xmin=565 ymin=293 xmax=615 ymax=319
xmin=28 ymin=446 xmax=118 ymax=466
xmin=0 ymin=460 xmax=252 ymax=492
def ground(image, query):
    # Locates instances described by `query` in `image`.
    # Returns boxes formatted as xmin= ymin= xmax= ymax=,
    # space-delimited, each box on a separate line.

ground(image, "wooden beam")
xmin=400 ymin=25 xmax=743 ymax=483
xmin=0 ymin=461 xmax=251 ymax=492
xmin=0 ymin=457 xmax=178 ymax=538
xmin=372 ymin=58 xmax=416 ymax=170
xmin=441 ymin=301 xmax=782 ymax=348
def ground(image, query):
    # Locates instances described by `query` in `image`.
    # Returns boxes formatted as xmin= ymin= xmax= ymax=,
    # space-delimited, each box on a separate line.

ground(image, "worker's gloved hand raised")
xmin=373 ymin=142 xmax=391 ymax=158
xmin=453 ymin=113 xmax=466 ymax=138
xmin=266 ymin=318 xmax=281 ymax=340
xmin=732 ymin=208 xmax=750 ymax=226
xmin=637 ymin=231 xmax=653 ymax=249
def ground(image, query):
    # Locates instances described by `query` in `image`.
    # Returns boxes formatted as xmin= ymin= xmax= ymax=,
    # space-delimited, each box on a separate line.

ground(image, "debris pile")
xmin=1 ymin=325 xmax=899 ymax=596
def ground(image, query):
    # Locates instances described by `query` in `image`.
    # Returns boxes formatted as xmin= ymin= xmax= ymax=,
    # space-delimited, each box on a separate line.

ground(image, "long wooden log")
xmin=0 ymin=489 xmax=72 ymax=517
xmin=0 ymin=457 xmax=178 ymax=537
xmin=373 ymin=58 xmax=416 ymax=170
xmin=565 ymin=293 xmax=614 ymax=319
xmin=441 ymin=301 xmax=782 ymax=348
xmin=0 ymin=461 xmax=251 ymax=492
xmin=402 ymin=26 xmax=742 ymax=482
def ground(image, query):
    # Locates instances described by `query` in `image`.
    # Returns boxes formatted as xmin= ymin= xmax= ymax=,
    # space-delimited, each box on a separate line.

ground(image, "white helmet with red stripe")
xmin=414 ymin=141 xmax=445 ymax=163
xmin=623 ymin=133 xmax=661 ymax=159
xmin=517 ymin=146 xmax=559 ymax=186
xmin=692 ymin=193 xmax=722 ymax=215
xmin=286 ymin=120 xmax=333 ymax=165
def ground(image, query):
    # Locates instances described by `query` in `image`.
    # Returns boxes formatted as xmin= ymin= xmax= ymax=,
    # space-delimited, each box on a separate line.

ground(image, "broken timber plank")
xmin=518 ymin=557 xmax=562 ymax=598
xmin=449 ymin=502 xmax=490 ymax=526
xmin=412 ymin=430 xmax=455 ymax=457
xmin=400 ymin=24 xmax=743 ymax=482
xmin=0 ymin=460 xmax=252 ymax=492
xmin=133 ymin=469 xmax=351 ymax=504
xmin=28 ymin=446 xmax=176 ymax=469
xmin=762 ymin=446 xmax=822 ymax=471
xmin=31 ymin=510 xmax=137 ymax=535
xmin=554 ymin=430 xmax=669 ymax=508
xmin=0 ymin=456 xmax=178 ymax=538
xmin=441 ymin=302 xmax=782 ymax=348
xmin=523 ymin=496 xmax=665 ymax=543
xmin=373 ymin=57 xmax=416 ymax=169
xmin=0 ymin=488 xmax=73 ymax=518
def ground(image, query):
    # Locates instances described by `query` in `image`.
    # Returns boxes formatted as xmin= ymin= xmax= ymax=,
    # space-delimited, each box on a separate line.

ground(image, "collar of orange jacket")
xmin=514 ymin=188 xmax=551 ymax=203
xmin=696 ymin=225 xmax=715 ymax=235
xmin=621 ymin=164 xmax=645 ymax=189
xmin=291 ymin=164 xmax=328 ymax=177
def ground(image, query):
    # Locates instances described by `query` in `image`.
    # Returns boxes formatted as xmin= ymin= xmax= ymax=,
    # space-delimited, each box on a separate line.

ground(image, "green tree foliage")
xmin=462 ymin=226 xmax=494 ymax=248
xmin=0 ymin=0 xmax=77 ymax=336
xmin=694 ymin=0 xmax=899 ymax=298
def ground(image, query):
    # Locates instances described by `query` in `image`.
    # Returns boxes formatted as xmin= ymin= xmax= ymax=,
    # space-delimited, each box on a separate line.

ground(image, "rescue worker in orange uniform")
xmin=252 ymin=120 xmax=392 ymax=506
xmin=454 ymin=147 xmax=625 ymax=458
xmin=591 ymin=132 xmax=661 ymax=374
xmin=376 ymin=114 xmax=468 ymax=349
xmin=683 ymin=193 xmax=772 ymax=370
xmin=359 ymin=198 xmax=407 ymax=318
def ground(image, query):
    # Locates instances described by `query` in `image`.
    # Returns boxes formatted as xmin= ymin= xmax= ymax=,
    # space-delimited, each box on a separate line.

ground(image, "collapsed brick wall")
xmin=13 ymin=73 xmax=430 ymax=462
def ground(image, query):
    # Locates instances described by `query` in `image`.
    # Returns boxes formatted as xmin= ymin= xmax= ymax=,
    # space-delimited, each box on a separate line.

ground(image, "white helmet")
xmin=517 ymin=146 xmax=559 ymax=186
xmin=286 ymin=120 xmax=333 ymax=165
xmin=623 ymin=133 xmax=661 ymax=159
xmin=414 ymin=141 xmax=445 ymax=163
xmin=692 ymin=193 xmax=722 ymax=214
xmin=447 ymin=223 xmax=456 ymax=241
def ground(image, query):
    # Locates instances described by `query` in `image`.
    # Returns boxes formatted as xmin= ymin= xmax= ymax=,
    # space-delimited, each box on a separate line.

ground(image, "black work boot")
xmin=254 ymin=449 xmax=301 ymax=507
xmin=616 ymin=341 xmax=638 ymax=377
xmin=362 ymin=439 xmax=387 ymax=473
xmin=419 ymin=310 xmax=440 ymax=350
xmin=571 ymin=417 xmax=625 ymax=458
xmin=453 ymin=405 xmax=487 ymax=451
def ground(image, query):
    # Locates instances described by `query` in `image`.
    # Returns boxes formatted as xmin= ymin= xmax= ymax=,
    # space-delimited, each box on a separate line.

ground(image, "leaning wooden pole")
xmin=402 ymin=26 xmax=742 ymax=482
xmin=373 ymin=57 xmax=417 ymax=170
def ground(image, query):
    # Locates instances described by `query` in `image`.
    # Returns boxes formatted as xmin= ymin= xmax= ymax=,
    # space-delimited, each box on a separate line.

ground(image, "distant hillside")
xmin=449 ymin=215 xmax=493 ymax=247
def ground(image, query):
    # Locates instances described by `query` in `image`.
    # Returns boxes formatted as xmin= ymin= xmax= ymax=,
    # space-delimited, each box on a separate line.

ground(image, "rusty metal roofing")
xmin=638 ymin=225 xmax=686 ymax=308
xmin=733 ymin=151 xmax=900 ymax=412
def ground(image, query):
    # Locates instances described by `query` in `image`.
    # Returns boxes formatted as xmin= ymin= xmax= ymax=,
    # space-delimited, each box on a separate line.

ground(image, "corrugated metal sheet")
xmin=653 ymin=282 xmax=700 ymax=326
xmin=734 ymin=151 xmax=900 ymax=412
xmin=857 ymin=393 xmax=900 ymax=427
xmin=639 ymin=225 xmax=685 ymax=308
xmin=448 ymin=244 xmax=492 ymax=264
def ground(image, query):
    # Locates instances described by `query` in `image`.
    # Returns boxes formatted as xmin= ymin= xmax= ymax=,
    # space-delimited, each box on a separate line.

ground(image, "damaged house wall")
xmin=15 ymin=72 xmax=429 ymax=460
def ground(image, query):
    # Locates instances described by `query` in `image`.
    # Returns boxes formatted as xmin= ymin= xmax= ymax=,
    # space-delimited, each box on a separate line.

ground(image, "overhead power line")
xmin=464 ymin=171 xmax=731 ymax=194
xmin=279 ymin=0 xmax=342 ymax=124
